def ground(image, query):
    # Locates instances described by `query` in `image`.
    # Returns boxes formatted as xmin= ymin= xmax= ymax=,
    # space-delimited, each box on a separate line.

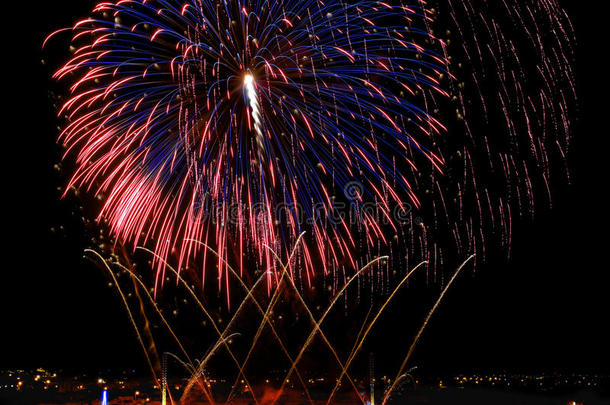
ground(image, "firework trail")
xmin=243 ymin=74 xmax=264 ymax=163
xmin=47 ymin=0 xmax=574 ymax=297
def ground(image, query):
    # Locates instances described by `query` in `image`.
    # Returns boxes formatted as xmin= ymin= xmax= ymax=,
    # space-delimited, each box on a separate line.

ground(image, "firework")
xmin=48 ymin=0 xmax=574 ymax=296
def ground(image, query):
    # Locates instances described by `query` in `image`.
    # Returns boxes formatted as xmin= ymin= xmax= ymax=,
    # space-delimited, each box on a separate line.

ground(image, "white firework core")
xmin=244 ymin=74 xmax=264 ymax=162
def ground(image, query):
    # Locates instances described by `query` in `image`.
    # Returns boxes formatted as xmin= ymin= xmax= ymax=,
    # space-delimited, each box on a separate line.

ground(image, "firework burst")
xmin=48 ymin=0 xmax=574 ymax=298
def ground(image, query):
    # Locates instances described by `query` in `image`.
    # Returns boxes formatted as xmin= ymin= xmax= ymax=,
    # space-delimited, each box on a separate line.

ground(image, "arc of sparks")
xmin=136 ymin=247 xmax=260 ymax=405
xmin=382 ymin=255 xmax=475 ymax=405
xmin=276 ymin=255 xmax=393 ymax=403
xmin=91 ymin=253 xmax=216 ymax=404
xmin=262 ymin=243 xmax=367 ymax=403
xmin=184 ymin=236 xmax=314 ymax=404
xmin=85 ymin=250 xmax=161 ymax=387
xmin=110 ymin=260 xmax=218 ymax=404
xmin=325 ymin=261 xmax=427 ymax=405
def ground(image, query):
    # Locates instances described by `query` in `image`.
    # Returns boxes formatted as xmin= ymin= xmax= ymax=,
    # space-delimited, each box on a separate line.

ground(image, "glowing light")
xmin=243 ymin=73 xmax=254 ymax=86
xmin=244 ymin=73 xmax=264 ymax=163
xmin=101 ymin=389 xmax=108 ymax=405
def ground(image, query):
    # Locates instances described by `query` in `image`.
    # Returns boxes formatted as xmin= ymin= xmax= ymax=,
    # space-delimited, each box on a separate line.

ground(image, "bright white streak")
xmin=244 ymin=74 xmax=264 ymax=161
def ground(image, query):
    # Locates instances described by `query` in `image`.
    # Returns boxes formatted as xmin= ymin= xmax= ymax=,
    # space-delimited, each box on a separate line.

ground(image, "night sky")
xmin=1 ymin=1 xmax=607 ymax=376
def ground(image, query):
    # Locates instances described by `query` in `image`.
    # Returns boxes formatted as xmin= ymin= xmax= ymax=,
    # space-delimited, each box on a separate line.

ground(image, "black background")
xmin=1 ymin=1 xmax=607 ymax=375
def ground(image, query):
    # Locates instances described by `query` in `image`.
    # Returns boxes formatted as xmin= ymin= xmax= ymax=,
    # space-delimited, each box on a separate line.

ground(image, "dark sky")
xmin=1 ymin=1 xmax=607 ymax=375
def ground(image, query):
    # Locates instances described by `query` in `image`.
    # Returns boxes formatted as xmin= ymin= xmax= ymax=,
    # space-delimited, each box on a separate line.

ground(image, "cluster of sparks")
xmin=48 ymin=0 xmax=574 ymax=298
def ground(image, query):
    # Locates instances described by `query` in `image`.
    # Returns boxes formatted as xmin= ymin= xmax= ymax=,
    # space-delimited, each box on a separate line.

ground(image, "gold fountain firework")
xmin=86 ymin=234 xmax=474 ymax=405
